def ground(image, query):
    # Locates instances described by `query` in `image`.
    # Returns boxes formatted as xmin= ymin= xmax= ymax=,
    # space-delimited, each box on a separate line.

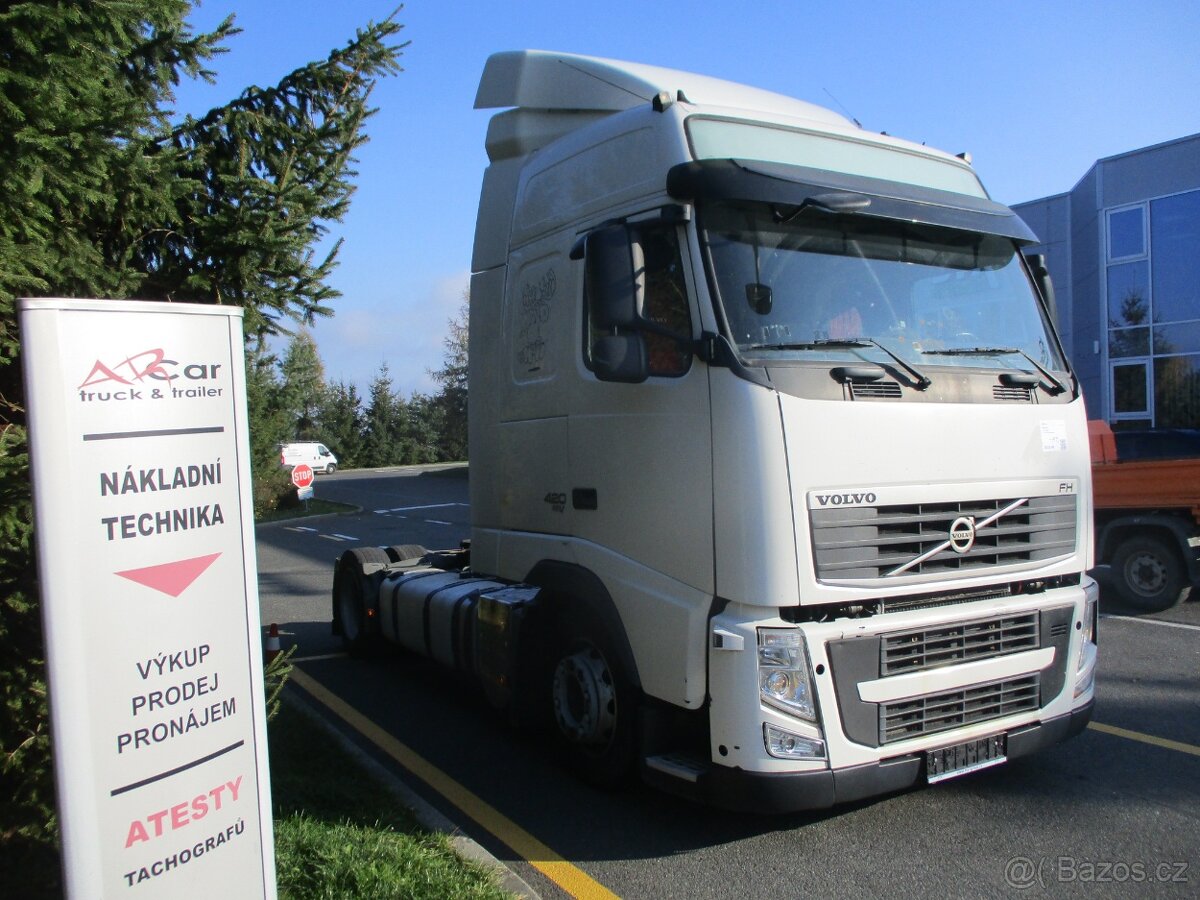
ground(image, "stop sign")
xmin=291 ymin=463 xmax=314 ymax=489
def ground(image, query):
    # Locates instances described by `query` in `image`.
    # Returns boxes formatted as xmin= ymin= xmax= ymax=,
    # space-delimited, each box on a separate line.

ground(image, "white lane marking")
xmin=424 ymin=520 xmax=453 ymax=526
xmin=380 ymin=502 xmax=469 ymax=513
xmin=290 ymin=652 xmax=348 ymax=663
xmin=285 ymin=526 xmax=319 ymax=533
xmin=1101 ymin=614 xmax=1200 ymax=632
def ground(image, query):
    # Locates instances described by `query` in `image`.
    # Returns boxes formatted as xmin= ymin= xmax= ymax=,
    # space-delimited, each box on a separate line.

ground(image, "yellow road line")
xmin=1088 ymin=721 xmax=1200 ymax=757
xmin=289 ymin=668 xmax=620 ymax=900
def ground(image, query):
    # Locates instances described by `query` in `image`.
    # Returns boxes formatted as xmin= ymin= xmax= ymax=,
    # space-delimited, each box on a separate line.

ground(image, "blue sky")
xmin=174 ymin=0 xmax=1200 ymax=397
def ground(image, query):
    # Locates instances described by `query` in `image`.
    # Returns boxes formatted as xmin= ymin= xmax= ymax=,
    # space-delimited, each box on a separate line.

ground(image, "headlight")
xmin=1078 ymin=590 xmax=1098 ymax=670
xmin=1075 ymin=583 xmax=1099 ymax=698
xmin=758 ymin=628 xmax=817 ymax=721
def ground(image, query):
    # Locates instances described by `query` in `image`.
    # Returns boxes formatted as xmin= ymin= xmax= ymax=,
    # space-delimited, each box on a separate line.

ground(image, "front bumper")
xmin=644 ymin=699 xmax=1094 ymax=814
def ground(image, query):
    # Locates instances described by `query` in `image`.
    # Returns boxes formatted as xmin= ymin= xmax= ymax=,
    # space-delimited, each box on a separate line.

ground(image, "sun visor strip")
xmin=666 ymin=159 xmax=1038 ymax=244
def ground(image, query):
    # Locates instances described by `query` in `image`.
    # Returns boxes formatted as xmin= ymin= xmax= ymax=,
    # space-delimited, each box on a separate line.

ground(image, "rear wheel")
xmin=382 ymin=544 xmax=427 ymax=564
xmin=548 ymin=613 xmax=637 ymax=788
xmin=1112 ymin=534 xmax=1188 ymax=612
xmin=333 ymin=548 xmax=388 ymax=655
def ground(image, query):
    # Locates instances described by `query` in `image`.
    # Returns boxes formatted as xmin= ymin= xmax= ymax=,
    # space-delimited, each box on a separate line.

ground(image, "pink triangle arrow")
xmin=115 ymin=552 xmax=222 ymax=598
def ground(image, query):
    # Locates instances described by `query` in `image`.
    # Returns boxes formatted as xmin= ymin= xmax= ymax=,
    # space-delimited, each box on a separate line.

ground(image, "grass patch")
xmin=0 ymin=689 xmax=509 ymax=899
xmin=270 ymin=700 xmax=513 ymax=899
xmin=257 ymin=497 xmax=358 ymax=523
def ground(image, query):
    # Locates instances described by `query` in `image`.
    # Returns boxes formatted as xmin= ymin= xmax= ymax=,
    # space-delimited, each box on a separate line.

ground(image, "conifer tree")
xmin=317 ymin=379 xmax=365 ymax=468
xmin=361 ymin=363 xmax=401 ymax=468
xmin=280 ymin=330 xmax=327 ymax=440
xmin=0 ymin=3 xmax=405 ymax=882
xmin=429 ymin=295 xmax=469 ymax=461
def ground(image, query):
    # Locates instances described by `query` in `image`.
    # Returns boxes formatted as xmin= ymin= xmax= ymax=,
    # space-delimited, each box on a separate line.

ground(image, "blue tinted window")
xmin=1113 ymin=362 xmax=1148 ymax=414
xmin=1107 ymin=261 xmax=1150 ymax=327
xmin=1153 ymin=321 xmax=1200 ymax=355
xmin=1108 ymin=207 xmax=1144 ymax=259
xmin=1151 ymin=191 xmax=1200 ymax=324
xmin=1109 ymin=327 xmax=1149 ymax=358
xmin=1155 ymin=353 xmax=1200 ymax=428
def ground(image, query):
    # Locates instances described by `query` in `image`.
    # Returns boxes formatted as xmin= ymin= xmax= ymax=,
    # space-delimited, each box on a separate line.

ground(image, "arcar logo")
xmin=78 ymin=349 xmax=171 ymax=388
xmin=78 ymin=350 xmax=223 ymax=389
xmin=813 ymin=492 xmax=878 ymax=507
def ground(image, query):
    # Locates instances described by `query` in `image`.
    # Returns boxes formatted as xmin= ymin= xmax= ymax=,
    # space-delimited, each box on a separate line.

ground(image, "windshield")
xmin=698 ymin=200 xmax=1066 ymax=374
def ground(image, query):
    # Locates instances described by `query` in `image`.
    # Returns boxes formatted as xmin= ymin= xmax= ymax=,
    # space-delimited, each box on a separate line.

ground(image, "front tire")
xmin=325 ymin=463 xmax=337 ymax=474
xmin=1112 ymin=534 xmax=1188 ymax=611
xmin=548 ymin=613 xmax=637 ymax=788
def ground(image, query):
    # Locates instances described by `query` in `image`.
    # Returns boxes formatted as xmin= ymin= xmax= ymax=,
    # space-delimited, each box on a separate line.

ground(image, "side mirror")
xmin=585 ymin=225 xmax=642 ymax=329
xmin=592 ymin=334 xmax=648 ymax=383
xmin=585 ymin=224 xmax=649 ymax=383
xmin=1026 ymin=253 xmax=1058 ymax=325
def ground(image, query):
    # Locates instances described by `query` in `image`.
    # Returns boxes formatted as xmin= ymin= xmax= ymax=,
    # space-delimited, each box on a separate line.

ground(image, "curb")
xmin=282 ymin=688 xmax=540 ymax=899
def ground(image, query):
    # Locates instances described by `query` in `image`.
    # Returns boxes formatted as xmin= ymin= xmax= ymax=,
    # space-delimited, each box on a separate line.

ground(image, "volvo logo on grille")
xmin=885 ymin=497 xmax=1030 ymax=578
xmin=949 ymin=516 xmax=976 ymax=554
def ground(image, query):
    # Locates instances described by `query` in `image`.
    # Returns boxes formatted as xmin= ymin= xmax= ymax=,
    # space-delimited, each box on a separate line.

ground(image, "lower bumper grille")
xmin=880 ymin=674 xmax=1040 ymax=744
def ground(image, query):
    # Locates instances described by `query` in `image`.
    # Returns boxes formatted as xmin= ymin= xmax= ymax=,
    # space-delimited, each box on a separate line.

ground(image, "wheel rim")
xmin=552 ymin=644 xmax=617 ymax=747
xmin=1125 ymin=551 xmax=1167 ymax=597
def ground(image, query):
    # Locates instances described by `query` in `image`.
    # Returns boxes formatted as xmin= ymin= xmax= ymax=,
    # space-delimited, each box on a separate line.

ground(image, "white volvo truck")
xmin=332 ymin=51 xmax=1098 ymax=812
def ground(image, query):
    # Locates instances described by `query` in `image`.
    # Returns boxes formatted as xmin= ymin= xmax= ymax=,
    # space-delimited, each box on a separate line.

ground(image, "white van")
xmin=280 ymin=442 xmax=338 ymax=474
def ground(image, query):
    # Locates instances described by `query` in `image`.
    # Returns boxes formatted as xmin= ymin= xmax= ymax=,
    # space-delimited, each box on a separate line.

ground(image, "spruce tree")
xmin=429 ymin=295 xmax=469 ymax=461
xmin=280 ymin=329 xmax=327 ymax=440
xmin=317 ymin=379 xmax=365 ymax=468
xmin=361 ymin=363 xmax=401 ymax=468
xmin=0 ymin=3 xmax=405 ymax=884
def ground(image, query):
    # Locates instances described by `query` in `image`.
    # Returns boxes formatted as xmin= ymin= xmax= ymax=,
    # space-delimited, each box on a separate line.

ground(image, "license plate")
xmin=926 ymin=734 xmax=1007 ymax=784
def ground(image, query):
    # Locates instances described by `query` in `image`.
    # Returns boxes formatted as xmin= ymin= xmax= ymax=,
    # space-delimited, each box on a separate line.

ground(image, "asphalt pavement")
xmin=256 ymin=465 xmax=1200 ymax=899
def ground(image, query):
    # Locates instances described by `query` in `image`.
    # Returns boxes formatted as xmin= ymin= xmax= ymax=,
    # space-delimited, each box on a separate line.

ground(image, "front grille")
xmin=811 ymin=494 xmax=1077 ymax=582
xmin=881 ymin=612 xmax=1040 ymax=675
xmin=880 ymin=674 xmax=1040 ymax=744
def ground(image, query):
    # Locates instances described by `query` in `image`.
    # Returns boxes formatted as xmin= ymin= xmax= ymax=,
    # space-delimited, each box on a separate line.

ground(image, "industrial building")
xmin=1013 ymin=133 xmax=1200 ymax=430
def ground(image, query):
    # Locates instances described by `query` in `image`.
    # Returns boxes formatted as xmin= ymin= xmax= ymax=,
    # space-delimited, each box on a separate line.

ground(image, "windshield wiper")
xmin=919 ymin=346 xmax=1068 ymax=394
xmin=742 ymin=339 xmax=860 ymax=351
xmin=743 ymin=338 xmax=931 ymax=390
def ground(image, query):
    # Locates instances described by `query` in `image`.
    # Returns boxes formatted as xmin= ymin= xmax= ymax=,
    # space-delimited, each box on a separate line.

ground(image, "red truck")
xmin=1090 ymin=420 xmax=1200 ymax=610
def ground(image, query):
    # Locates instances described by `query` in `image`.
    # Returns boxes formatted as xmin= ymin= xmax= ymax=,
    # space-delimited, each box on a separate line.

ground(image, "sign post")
xmin=19 ymin=299 xmax=275 ymax=898
xmin=290 ymin=463 xmax=314 ymax=503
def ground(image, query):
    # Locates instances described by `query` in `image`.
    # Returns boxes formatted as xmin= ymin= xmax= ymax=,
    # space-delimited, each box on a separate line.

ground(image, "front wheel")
xmin=1112 ymin=534 xmax=1188 ymax=612
xmin=549 ymin=616 xmax=637 ymax=788
xmin=325 ymin=463 xmax=337 ymax=474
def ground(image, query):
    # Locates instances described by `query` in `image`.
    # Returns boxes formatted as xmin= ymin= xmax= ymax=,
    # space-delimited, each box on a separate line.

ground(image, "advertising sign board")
xmin=19 ymin=299 xmax=275 ymax=898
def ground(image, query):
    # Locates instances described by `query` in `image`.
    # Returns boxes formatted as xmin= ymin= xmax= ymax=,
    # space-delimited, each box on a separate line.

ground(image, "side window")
xmin=640 ymin=226 xmax=691 ymax=376
xmin=584 ymin=224 xmax=692 ymax=377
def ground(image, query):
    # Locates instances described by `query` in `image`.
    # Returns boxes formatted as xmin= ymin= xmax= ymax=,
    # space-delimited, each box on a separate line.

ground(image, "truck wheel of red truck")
xmin=548 ymin=613 xmax=637 ymax=788
xmin=1112 ymin=535 xmax=1187 ymax=612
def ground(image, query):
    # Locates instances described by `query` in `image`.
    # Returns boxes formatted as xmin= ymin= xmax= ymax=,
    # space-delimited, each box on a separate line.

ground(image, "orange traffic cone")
xmin=265 ymin=623 xmax=281 ymax=664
